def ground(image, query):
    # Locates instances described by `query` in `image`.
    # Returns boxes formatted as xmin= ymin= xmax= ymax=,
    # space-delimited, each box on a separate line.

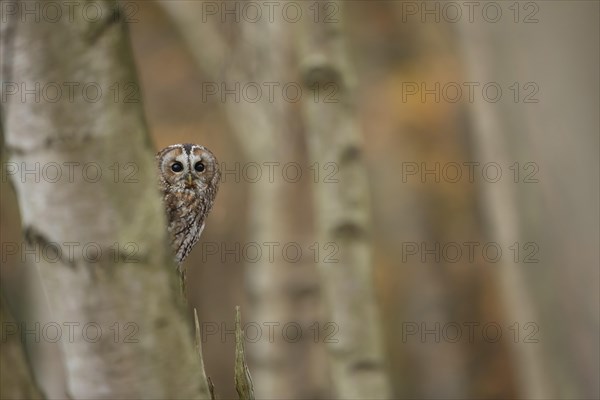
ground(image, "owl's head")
xmin=157 ymin=143 xmax=220 ymax=192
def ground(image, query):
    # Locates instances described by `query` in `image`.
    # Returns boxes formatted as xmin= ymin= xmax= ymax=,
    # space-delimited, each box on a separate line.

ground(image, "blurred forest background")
xmin=0 ymin=1 xmax=598 ymax=399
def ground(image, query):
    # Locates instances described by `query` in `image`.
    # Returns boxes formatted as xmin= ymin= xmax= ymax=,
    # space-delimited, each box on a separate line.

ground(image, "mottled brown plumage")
xmin=157 ymin=144 xmax=220 ymax=290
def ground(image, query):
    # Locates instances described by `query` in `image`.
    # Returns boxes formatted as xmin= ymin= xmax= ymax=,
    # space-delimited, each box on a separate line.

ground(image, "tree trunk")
xmin=297 ymin=2 xmax=392 ymax=398
xmin=458 ymin=2 xmax=599 ymax=398
xmin=1 ymin=1 xmax=209 ymax=398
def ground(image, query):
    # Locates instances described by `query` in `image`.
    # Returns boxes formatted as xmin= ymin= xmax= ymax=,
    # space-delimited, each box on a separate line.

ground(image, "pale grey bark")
xmin=297 ymin=2 xmax=391 ymax=398
xmin=458 ymin=2 xmax=599 ymax=398
xmin=159 ymin=2 xmax=328 ymax=398
xmin=1 ymin=1 xmax=209 ymax=398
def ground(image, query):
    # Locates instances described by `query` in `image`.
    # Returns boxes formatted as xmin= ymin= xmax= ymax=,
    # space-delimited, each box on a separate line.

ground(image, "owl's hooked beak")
xmin=186 ymin=174 xmax=193 ymax=187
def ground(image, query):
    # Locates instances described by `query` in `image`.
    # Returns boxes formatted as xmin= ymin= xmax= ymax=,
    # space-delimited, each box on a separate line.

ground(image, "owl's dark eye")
xmin=194 ymin=161 xmax=205 ymax=172
xmin=171 ymin=162 xmax=184 ymax=172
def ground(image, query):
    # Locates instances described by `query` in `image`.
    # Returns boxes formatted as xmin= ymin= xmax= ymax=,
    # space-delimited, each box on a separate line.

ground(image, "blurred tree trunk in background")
xmin=159 ymin=2 xmax=329 ymax=398
xmin=297 ymin=1 xmax=391 ymax=398
xmin=1 ymin=0 xmax=209 ymax=398
xmin=224 ymin=17 xmax=326 ymax=400
xmin=459 ymin=2 xmax=599 ymax=399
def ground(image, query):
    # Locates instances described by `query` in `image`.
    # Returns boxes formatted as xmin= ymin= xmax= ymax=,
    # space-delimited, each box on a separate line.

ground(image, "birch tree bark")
xmin=297 ymin=2 xmax=392 ymax=398
xmin=1 ymin=1 xmax=209 ymax=398
xmin=458 ymin=2 xmax=599 ymax=398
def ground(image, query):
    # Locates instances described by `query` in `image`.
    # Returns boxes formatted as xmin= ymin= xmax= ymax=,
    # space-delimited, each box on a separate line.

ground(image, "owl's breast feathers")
xmin=164 ymin=188 xmax=210 ymax=266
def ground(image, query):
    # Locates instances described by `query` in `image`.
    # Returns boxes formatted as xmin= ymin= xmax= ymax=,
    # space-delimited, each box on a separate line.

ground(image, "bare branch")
xmin=194 ymin=308 xmax=215 ymax=399
xmin=234 ymin=306 xmax=254 ymax=400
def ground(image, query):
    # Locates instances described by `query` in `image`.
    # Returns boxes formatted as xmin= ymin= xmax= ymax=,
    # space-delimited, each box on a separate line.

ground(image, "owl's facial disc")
xmin=158 ymin=143 xmax=220 ymax=192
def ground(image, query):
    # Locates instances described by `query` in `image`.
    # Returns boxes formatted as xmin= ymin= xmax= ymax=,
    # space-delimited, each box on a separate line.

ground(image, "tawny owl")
xmin=157 ymin=143 xmax=221 ymax=289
